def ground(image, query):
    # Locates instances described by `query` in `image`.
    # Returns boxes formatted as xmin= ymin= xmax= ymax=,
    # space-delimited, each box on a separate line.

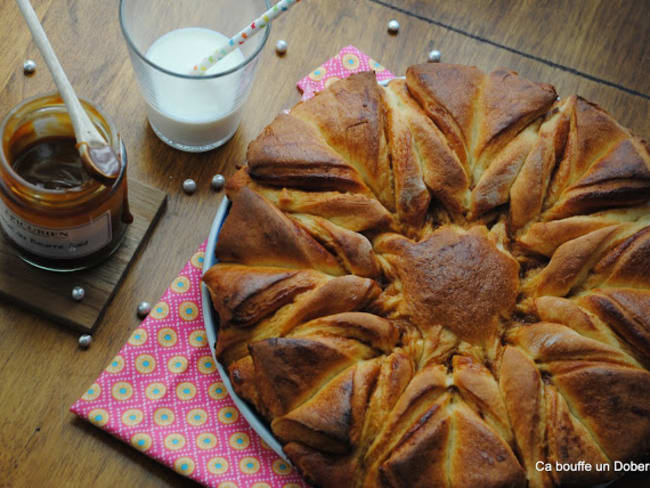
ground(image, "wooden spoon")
xmin=15 ymin=0 xmax=120 ymax=184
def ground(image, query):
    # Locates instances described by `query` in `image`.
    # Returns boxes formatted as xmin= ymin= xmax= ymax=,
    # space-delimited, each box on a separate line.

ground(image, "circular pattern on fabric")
xmin=188 ymin=329 xmax=207 ymax=348
xmin=308 ymin=66 xmax=326 ymax=81
xmin=324 ymin=76 xmax=341 ymax=88
xmin=134 ymin=354 xmax=156 ymax=374
xmin=164 ymin=433 xmax=186 ymax=450
xmin=131 ymin=433 xmax=152 ymax=451
xmin=157 ymin=328 xmax=178 ymax=347
xmin=197 ymin=355 xmax=216 ymax=375
xmin=171 ymin=276 xmax=190 ymax=294
xmin=207 ymin=457 xmax=229 ymax=475
xmin=196 ymin=432 xmax=218 ymax=450
xmin=218 ymin=406 xmax=239 ymax=424
xmin=105 ymin=355 xmax=125 ymax=373
xmin=218 ymin=481 xmax=237 ymax=488
xmin=176 ymin=382 xmax=197 ymax=401
xmin=144 ymin=382 xmax=166 ymax=400
xmin=149 ymin=301 xmax=169 ymax=320
xmin=272 ymin=459 xmax=292 ymax=475
xmin=368 ymin=57 xmax=386 ymax=72
xmin=167 ymin=355 xmax=188 ymax=374
xmin=239 ymin=456 xmax=260 ymax=474
xmin=229 ymin=432 xmax=250 ymax=450
xmin=127 ymin=328 xmax=147 ymax=346
xmin=121 ymin=409 xmax=144 ymax=426
xmin=341 ymin=53 xmax=360 ymax=71
xmin=153 ymin=407 xmax=175 ymax=426
xmin=252 ymin=483 xmax=272 ymax=488
xmin=179 ymin=301 xmax=199 ymax=321
xmin=208 ymin=382 xmax=227 ymax=400
xmin=190 ymin=251 xmax=205 ymax=269
xmin=174 ymin=457 xmax=195 ymax=475
xmin=186 ymin=408 xmax=208 ymax=426
xmin=111 ymin=381 xmax=133 ymax=401
xmin=82 ymin=383 xmax=101 ymax=401
xmin=88 ymin=408 xmax=109 ymax=427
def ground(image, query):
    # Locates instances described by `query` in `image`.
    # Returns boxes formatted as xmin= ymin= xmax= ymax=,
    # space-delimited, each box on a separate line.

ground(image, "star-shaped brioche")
xmin=204 ymin=65 xmax=650 ymax=488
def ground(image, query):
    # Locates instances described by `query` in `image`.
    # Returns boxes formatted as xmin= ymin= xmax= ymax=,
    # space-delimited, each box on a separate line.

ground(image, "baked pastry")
xmin=204 ymin=64 xmax=650 ymax=488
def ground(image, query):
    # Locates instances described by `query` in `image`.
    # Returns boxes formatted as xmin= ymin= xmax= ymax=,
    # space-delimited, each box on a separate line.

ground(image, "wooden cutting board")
xmin=0 ymin=178 xmax=166 ymax=333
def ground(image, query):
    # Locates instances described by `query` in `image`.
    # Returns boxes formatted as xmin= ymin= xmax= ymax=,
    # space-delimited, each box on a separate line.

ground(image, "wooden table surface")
xmin=0 ymin=1 xmax=648 ymax=487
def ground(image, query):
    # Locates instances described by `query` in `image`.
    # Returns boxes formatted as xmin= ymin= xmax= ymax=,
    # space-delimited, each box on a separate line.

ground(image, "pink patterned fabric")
xmin=71 ymin=241 xmax=307 ymax=488
xmin=297 ymin=45 xmax=395 ymax=100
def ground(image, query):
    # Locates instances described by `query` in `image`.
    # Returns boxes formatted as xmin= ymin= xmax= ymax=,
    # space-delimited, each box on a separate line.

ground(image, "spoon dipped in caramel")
xmin=15 ymin=0 xmax=120 ymax=185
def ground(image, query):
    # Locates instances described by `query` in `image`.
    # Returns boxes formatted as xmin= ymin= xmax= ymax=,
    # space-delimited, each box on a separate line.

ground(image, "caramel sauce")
xmin=12 ymin=136 xmax=89 ymax=190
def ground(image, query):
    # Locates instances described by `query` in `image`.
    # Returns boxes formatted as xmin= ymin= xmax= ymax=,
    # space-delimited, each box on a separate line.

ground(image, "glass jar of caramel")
xmin=0 ymin=94 xmax=132 ymax=271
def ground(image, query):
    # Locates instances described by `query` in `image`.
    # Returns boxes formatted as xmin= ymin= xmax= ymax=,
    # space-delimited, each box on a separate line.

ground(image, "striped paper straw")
xmin=191 ymin=0 xmax=302 ymax=75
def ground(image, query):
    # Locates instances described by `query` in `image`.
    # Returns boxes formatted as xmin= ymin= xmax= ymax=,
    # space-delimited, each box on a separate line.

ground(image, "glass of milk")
xmin=119 ymin=0 xmax=270 ymax=152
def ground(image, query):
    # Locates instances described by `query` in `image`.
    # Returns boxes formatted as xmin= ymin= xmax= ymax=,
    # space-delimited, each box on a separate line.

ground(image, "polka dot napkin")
xmin=70 ymin=241 xmax=306 ymax=488
xmin=72 ymin=46 xmax=389 ymax=488
xmin=297 ymin=45 xmax=394 ymax=100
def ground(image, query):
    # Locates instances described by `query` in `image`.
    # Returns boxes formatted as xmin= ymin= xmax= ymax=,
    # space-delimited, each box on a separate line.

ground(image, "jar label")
xmin=0 ymin=201 xmax=112 ymax=259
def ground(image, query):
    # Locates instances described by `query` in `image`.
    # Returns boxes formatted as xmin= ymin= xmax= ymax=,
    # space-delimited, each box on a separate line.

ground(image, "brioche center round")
xmin=380 ymin=226 xmax=519 ymax=344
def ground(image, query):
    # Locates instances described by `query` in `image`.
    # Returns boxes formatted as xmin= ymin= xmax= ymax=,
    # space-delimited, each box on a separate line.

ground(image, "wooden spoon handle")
xmin=15 ymin=0 xmax=106 ymax=146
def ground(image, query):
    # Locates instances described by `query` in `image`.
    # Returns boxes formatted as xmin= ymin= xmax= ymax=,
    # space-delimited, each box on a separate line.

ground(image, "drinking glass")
xmin=119 ymin=0 xmax=270 ymax=152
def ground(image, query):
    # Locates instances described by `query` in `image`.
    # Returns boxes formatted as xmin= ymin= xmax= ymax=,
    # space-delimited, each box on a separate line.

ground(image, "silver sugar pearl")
xmin=387 ymin=19 xmax=400 ymax=34
xmin=211 ymin=174 xmax=226 ymax=191
xmin=78 ymin=334 xmax=92 ymax=349
xmin=71 ymin=286 xmax=85 ymax=301
xmin=137 ymin=301 xmax=152 ymax=319
xmin=182 ymin=178 xmax=197 ymax=194
xmin=23 ymin=59 xmax=36 ymax=75
xmin=427 ymin=49 xmax=441 ymax=63
xmin=275 ymin=39 xmax=288 ymax=55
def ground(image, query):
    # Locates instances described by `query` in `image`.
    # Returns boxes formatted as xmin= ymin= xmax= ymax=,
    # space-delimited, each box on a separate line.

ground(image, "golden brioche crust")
xmin=204 ymin=65 xmax=650 ymax=488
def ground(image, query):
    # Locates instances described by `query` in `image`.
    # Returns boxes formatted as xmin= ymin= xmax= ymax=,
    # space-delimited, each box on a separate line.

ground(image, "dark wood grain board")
xmin=0 ymin=179 xmax=166 ymax=333
xmin=0 ymin=0 xmax=648 ymax=486
xmin=371 ymin=0 xmax=650 ymax=96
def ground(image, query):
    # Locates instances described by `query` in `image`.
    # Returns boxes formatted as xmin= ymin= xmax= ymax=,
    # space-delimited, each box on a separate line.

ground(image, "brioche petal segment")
xmin=548 ymin=362 xmax=650 ymax=462
xmin=477 ymin=69 xmax=556 ymax=162
xmin=406 ymin=63 xmax=484 ymax=168
xmin=543 ymin=98 xmax=649 ymax=220
xmin=579 ymin=289 xmax=650 ymax=362
xmin=447 ymin=403 xmax=526 ymax=488
xmin=507 ymin=322 xmax=638 ymax=367
xmin=290 ymin=213 xmax=381 ymax=279
xmin=499 ymin=346 xmax=551 ymax=488
xmin=289 ymin=312 xmax=400 ymax=354
xmin=517 ymin=205 xmax=649 ymax=257
xmin=247 ymin=113 xmax=370 ymax=193
xmin=509 ymin=97 xmax=572 ymax=230
xmin=215 ymin=274 xmax=381 ymax=365
xmin=216 ymin=186 xmax=343 ymax=275
xmin=589 ymin=225 xmax=650 ymax=289
xmin=229 ymin=168 xmax=394 ymax=232
xmin=271 ymin=366 xmax=356 ymax=454
xmin=522 ymin=225 xmax=620 ymax=298
xmin=470 ymin=120 xmax=540 ymax=218
xmin=451 ymin=355 xmax=512 ymax=444
xmin=383 ymin=79 xmax=431 ymax=231
xmin=378 ymin=398 xmax=452 ymax=488
xmin=544 ymin=385 xmax=613 ymax=486
xmin=249 ymin=337 xmax=364 ymax=418
xmin=390 ymin=78 xmax=471 ymax=216
xmin=291 ymin=72 xmax=394 ymax=210
xmin=202 ymin=264 xmax=319 ymax=328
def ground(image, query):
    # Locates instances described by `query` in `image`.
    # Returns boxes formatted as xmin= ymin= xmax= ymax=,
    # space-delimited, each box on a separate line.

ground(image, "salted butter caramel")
xmin=0 ymin=94 xmax=132 ymax=271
